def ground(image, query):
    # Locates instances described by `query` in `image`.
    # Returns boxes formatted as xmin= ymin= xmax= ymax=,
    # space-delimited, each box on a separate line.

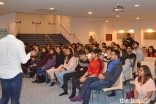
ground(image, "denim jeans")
xmin=0 ymin=73 xmax=22 ymax=104
xmin=55 ymin=70 xmax=75 ymax=85
xmin=38 ymin=65 xmax=53 ymax=79
xmin=79 ymin=77 xmax=112 ymax=104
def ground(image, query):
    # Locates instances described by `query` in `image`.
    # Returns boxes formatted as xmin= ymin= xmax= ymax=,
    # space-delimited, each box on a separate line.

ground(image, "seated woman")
xmin=146 ymin=46 xmax=156 ymax=69
xmin=30 ymin=47 xmax=49 ymax=78
xmin=46 ymin=46 xmax=65 ymax=86
xmin=34 ymin=45 xmax=41 ymax=62
xmin=36 ymin=48 xmax=56 ymax=82
xmin=134 ymin=65 xmax=155 ymax=104
xmin=55 ymin=48 xmax=77 ymax=86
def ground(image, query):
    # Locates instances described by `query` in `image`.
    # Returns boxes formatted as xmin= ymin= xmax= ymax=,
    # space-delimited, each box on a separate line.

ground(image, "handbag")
xmin=36 ymin=75 xmax=46 ymax=83
xmin=126 ymin=90 xmax=134 ymax=99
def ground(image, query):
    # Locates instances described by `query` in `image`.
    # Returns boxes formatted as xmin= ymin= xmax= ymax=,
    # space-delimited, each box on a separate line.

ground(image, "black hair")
xmin=127 ymin=46 xmax=134 ymax=50
xmin=92 ymin=43 xmax=99 ymax=48
xmin=133 ymin=41 xmax=139 ymax=45
xmin=79 ymin=44 xmax=83 ymax=48
xmin=24 ymin=42 xmax=29 ymax=47
xmin=49 ymin=48 xmax=56 ymax=59
xmin=112 ymin=50 xmax=120 ymax=58
xmin=147 ymin=46 xmax=155 ymax=57
xmin=120 ymin=49 xmax=128 ymax=65
xmin=91 ymin=49 xmax=99 ymax=54
xmin=115 ymin=44 xmax=120 ymax=49
xmin=102 ymin=46 xmax=107 ymax=49
xmin=84 ymin=46 xmax=91 ymax=53
xmin=66 ymin=48 xmax=73 ymax=64
xmin=79 ymin=50 xmax=86 ymax=55
xmin=107 ymin=46 xmax=112 ymax=51
xmin=102 ymin=42 xmax=106 ymax=46
xmin=127 ymin=33 xmax=131 ymax=36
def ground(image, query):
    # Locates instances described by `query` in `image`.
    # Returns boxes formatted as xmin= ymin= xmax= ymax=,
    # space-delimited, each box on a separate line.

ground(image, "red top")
xmin=87 ymin=58 xmax=104 ymax=76
xmin=146 ymin=53 xmax=156 ymax=66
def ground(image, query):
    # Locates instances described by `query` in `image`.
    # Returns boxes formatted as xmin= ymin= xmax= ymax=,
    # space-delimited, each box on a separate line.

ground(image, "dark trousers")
xmin=63 ymin=72 xmax=83 ymax=95
xmin=79 ymin=77 xmax=112 ymax=104
xmin=0 ymin=73 xmax=22 ymax=104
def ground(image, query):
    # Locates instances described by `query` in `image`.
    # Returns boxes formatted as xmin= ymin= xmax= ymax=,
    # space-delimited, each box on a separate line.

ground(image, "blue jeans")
xmin=36 ymin=66 xmax=52 ymax=77
xmin=79 ymin=77 xmax=112 ymax=104
xmin=55 ymin=70 xmax=75 ymax=85
xmin=0 ymin=73 xmax=22 ymax=104
xmin=40 ymin=65 xmax=52 ymax=79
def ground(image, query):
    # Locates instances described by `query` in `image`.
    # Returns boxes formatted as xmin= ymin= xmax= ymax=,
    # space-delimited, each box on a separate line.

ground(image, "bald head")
xmin=7 ymin=22 xmax=18 ymax=36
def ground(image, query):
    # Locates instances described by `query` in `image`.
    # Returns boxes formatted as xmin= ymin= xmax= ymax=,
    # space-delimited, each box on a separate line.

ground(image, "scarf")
xmin=107 ymin=59 xmax=120 ymax=72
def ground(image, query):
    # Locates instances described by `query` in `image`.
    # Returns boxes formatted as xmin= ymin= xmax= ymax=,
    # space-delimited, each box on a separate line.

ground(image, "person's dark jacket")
xmin=36 ymin=53 xmax=49 ymax=67
xmin=54 ymin=53 xmax=65 ymax=68
xmin=104 ymin=62 xmax=122 ymax=84
xmin=75 ymin=59 xmax=90 ymax=75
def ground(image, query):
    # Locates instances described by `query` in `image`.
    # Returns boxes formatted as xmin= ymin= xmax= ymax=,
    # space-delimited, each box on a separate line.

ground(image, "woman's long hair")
xmin=120 ymin=49 xmax=128 ymax=65
xmin=147 ymin=46 xmax=155 ymax=57
xmin=49 ymin=48 xmax=56 ymax=59
xmin=66 ymin=48 xmax=74 ymax=64
xmin=138 ymin=65 xmax=153 ymax=84
xmin=40 ymin=47 xmax=48 ymax=59
xmin=55 ymin=46 xmax=63 ymax=55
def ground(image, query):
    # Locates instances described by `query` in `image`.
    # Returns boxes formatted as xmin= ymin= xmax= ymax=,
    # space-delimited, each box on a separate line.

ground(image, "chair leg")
xmin=92 ymin=90 xmax=93 ymax=101
xmin=114 ymin=90 xmax=116 ymax=100
xmin=104 ymin=92 xmax=106 ymax=104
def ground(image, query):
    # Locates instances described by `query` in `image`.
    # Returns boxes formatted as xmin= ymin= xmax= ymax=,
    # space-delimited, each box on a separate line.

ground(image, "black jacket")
xmin=104 ymin=62 xmax=122 ymax=84
xmin=54 ymin=53 xmax=65 ymax=68
xmin=75 ymin=59 xmax=90 ymax=75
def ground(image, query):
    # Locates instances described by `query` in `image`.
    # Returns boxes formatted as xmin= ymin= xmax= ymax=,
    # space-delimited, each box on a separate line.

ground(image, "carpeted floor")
xmin=0 ymin=77 xmax=154 ymax=104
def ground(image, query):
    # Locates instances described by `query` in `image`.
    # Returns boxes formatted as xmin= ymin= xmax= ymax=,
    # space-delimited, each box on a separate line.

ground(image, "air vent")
xmin=35 ymin=9 xmax=56 ymax=12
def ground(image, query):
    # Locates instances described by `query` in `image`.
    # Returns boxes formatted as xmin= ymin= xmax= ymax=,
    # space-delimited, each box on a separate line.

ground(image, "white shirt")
xmin=133 ymin=48 xmax=144 ymax=63
xmin=0 ymin=34 xmax=30 ymax=79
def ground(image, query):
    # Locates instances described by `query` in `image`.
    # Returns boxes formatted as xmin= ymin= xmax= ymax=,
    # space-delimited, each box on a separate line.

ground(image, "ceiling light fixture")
xmin=50 ymin=8 xmax=54 ymax=10
xmin=136 ymin=17 xmax=139 ymax=19
xmin=129 ymin=29 xmax=134 ymax=33
xmin=113 ymin=2 xmax=125 ymax=12
xmin=116 ymin=15 xmax=119 ymax=17
xmin=88 ymin=12 xmax=92 ymax=14
xmin=135 ymin=5 xmax=139 ymax=7
xmin=0 ymin=2 xmax=4 ymax=5
xmin=147 ymin=29 xmax=153 ymax=32
xmin=119 ymin=30 xmax=124 ymax=33
xmin=106 ymin=21 xmax=108 ymax=22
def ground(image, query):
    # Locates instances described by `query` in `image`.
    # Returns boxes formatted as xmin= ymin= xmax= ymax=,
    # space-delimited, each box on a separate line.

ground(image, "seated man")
xmin=73 ymin=49 xmax=104 ymax=93
xmin=70 ymin=50 xmax=122 ymax=104
xmin=59 ymin=51 xmax=90 ymax=98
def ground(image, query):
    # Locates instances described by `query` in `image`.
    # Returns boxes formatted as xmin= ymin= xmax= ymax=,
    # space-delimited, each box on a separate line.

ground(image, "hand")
xmin=30 ymin=51 xmax=37 ymax=57
xmin=59 ymin=68 xmax=64 ymax=72
xmin=80 ymin=77 xmax=86 ymax=82
xmin=33 ymin=64 xmax=36 ymax=66
xmin=98 ymin=74 xmax=105 ymax=80
xmin=80 ymin=68 xmax=83 ymax=71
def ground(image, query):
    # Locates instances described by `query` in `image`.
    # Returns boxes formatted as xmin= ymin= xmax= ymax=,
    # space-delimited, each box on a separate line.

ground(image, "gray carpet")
xmin=0 ymin=77 xmax=138 ymax=104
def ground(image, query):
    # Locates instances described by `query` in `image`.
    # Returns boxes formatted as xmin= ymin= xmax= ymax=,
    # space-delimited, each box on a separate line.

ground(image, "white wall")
xmin=105 ymin=20 xmax=156 ymax=48
xmin=0 ymin=12 xmax=16 ymax=28
xmin=70 ymin=18 xmax=104 ymax=45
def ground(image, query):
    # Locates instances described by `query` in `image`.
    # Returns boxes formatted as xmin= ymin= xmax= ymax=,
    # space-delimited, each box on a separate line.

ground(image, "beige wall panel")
xmin=144 ymin=32 xmax=156 ymax=40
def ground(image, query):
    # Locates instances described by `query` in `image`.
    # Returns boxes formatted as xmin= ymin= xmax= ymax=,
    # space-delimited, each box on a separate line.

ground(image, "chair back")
xmin=115 ymin=71 xmax=123 ymax=89
xmin=144 ymin=57 xmax=155 ymax=63
xmin=141 ymin=61 xmax=155 ymax=76
xmin=103 ymin=62 xmax=108 ymax=73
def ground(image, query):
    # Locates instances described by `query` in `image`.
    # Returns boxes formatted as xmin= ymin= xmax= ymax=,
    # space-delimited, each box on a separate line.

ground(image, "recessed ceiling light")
xmin=0 ymin=2 xmax=4 ymax=5
xmin=116 ymin=15 xmax=119 ymax=17
xmin=129 ymin=29 xmax=134 ymax=33
xmin=135 ymin=5 xmax=139 ymax=7
xmin=136 ymin=18 xmax=139 ymax=19
xmin=119 ymin=30 xmax=124 ymax=33
xmin=88 ymin=12 xmax=92 ymax=14
xmin=50 ymin=8 xmax=54 ymax=10
xmin=106 ymin=21 xmax=108 ymax=22
xmin=147 ymin=29 xmax=153 ymax=32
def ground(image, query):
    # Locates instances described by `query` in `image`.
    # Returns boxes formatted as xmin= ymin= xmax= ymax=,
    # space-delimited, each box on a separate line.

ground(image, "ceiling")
xmin=0 ymin=0 xmax=156 ymax=22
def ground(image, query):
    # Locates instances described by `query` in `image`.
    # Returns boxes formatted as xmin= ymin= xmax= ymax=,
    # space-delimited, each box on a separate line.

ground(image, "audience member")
xmin=146 ymin=46 xmax=156 ymax=67
xmin=46 ymin=46 xmax=65 ymax=86
xmin=101 ymin=47 xmax=112 ymax=62
xmin=127 ymin=46 xmax=136 ymax=69
xmin=134 ymin=65 xmax=155 ymax=104
xmin=59 ymin=51 xmax=90 ymax=98
xmin=84 ymin=47 xmax=92 ymax=61
xmin=133 ymin=41 xmax=144 ymax=67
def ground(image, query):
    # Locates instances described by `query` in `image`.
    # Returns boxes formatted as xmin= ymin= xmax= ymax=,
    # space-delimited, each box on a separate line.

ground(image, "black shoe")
xmin=32 ymin=80 xmax=37 ymax=83
xmin=46 ymin=79 xmax=50 ymax=83
xmin=59 ymin=91 xmax=68 ymax=96
xmin=69 ymin=94 xmax=75 ymax=99
xmin=108 ymin=91 xmax=115 ymax=97
xmin=61 ymin=85 xmax=64 ymax=89
xmin=50 ymin=82 xmax=55 ymax=86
